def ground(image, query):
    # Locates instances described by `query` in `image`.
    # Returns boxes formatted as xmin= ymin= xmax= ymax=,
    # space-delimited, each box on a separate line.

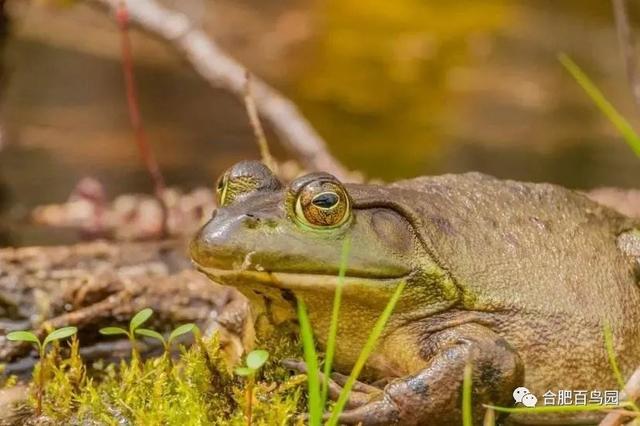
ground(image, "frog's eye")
xmin=215 ymin=172 xmax=230 ymax=206
xmin=215 ymin=161 xmax=282 ymax=207
xmin=294 ymin=180 xmax=351 ymax=228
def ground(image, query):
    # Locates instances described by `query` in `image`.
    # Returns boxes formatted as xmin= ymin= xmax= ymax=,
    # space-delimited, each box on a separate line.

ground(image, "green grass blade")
xmin=485 ymin=402 xmax=632 ymax=414
xmin=559 ymin=53 xmax=640 ymax=157
xmin=321 ymin=237 xmax=351 ymax=406
xmin=297 ymin=297 xmax=322 ymax=426
xmin=603 ymin=322 xmax=625 ymax=390
xmin=462 ymin=361 xmax=473 ymax=426
xmin=327 ymin=281 xmax=406 ymax=426
xmin=602 ymin=322 xmax=639 ymax=411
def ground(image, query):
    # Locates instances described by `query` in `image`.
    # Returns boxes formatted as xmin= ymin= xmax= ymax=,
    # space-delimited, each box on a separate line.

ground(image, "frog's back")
xmin=390 ymin=172 xmax=640 ymax=419
xmin=390 ymin=172 xmax=639 ymax=313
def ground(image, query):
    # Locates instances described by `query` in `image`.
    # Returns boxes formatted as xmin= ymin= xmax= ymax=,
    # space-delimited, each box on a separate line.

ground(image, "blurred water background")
xmin=1 ymin=0 xmax=639 ymax=245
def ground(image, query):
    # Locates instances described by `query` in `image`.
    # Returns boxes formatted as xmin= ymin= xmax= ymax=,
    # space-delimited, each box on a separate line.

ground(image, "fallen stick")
xmin=90 ymin=0 xmax=349 ymax=179
xmin=0 ymin=240 xmax=250 ymax=372
xmin=599 ymin=367 xmax=640 ymax=425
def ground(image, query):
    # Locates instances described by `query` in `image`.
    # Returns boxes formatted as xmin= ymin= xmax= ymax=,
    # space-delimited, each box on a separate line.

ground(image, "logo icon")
xmin=513 ymin=387 xmax=538 ymax=407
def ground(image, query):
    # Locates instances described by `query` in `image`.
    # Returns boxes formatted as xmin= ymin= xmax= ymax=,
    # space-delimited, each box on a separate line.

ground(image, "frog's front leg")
xmin=336 ymin=323 xmax=524 ymax=426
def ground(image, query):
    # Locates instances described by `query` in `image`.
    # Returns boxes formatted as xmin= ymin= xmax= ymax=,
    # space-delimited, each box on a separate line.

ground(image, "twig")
xmin=0 ymin=0 xmax=7 ymax=151
xmin=90 ymin=0 xmax=348 ymax=180
xmin=0 ymin=0 xmax=7 ymax=45
xmin=612 ymin=0 xmax=640 ymax=109
xmin=243 ymin=70 xmax=277 ymax=173
xmin=116 ymin=0 xmax=168 ymax=236
xmin=599 ymin=367 xmax=640 ymax=425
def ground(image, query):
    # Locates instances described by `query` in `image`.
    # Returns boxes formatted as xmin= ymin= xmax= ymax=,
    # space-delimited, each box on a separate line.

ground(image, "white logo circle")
xmin=512 ymin=387 xmax=529 ymax=403
xmin=513 ymin=387 xmax=537 ymax=407
xmin=522 ymin=393 xmax=537 ymax=408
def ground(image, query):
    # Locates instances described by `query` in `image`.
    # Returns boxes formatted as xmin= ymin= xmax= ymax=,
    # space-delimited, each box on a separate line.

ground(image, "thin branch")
xmin=0 ymin=0 xmax=7 ymax=152
xmin=612 ymin=0 xmax=640 ymax=109
xmin=90 ymin=0 xmax=348 ymax=180
xmin=116 ymin=1 xmax=168 ymax=236
xmin=243 ymin=70 xmax=277 ymax=173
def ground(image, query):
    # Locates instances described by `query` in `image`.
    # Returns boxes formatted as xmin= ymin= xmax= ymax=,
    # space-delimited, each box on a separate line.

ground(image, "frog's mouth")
xmin=192 ymin=262 xmax=407 ymax=293
xmin=193 ymin=262 xmax=410 ymax=320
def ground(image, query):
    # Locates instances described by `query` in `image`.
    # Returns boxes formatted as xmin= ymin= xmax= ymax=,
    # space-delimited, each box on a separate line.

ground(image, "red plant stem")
xmin=36 ymin=351 xmax=44 ymax=416
xmin=116 ymin=2 xmax=167 ymax=202
xmin=246 ymin=379 xmax=253 ymax=426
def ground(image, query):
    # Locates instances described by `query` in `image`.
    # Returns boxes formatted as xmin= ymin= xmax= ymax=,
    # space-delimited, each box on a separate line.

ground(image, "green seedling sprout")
xmin=235 ymin=349 xmax=270 ymax=426
xmin=6 ymin=326 xmax=78 ymax=416
xmin=99 ymin=308 xmax=153 ymax=360
xmin=135 ymin=323 xmax=197 ymax=355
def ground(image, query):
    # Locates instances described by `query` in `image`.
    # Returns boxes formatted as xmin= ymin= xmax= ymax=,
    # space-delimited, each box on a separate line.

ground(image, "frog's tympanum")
xmin=190 ymin=161 xmax=640 ymax=425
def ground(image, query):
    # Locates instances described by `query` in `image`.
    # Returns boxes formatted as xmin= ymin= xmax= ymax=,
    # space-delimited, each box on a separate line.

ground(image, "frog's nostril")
xmin=243 ymin=213 xmax=260 ymax=228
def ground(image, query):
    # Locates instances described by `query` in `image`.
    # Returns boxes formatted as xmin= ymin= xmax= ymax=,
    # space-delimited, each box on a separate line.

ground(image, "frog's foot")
xmin=281 ymin=359 xmax=380 ymax=408
xmin=330 ymin=324 xmax=524 ymax=425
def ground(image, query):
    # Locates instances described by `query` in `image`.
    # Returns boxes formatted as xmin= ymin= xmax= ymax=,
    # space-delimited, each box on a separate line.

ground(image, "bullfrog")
xmin=190 ymin=160 xmax=640 ymax=425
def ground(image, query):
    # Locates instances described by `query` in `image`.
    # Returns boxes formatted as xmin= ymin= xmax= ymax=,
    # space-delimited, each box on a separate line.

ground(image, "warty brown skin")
xmin=191 ymin=161 xmax=640 ymax=425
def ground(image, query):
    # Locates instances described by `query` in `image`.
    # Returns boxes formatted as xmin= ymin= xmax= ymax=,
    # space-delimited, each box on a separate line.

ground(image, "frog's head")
xmin=190 ymin=161 xmax=460 ymax=334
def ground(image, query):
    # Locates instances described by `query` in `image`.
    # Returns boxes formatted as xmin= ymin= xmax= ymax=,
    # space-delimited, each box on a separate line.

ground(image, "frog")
xmin=190 ymin=160 xmax=640 ymax=425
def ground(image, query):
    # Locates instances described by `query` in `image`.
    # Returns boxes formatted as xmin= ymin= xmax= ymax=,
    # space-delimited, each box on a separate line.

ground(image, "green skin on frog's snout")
xmin=190 ymin=160 xmax=640 ymax=426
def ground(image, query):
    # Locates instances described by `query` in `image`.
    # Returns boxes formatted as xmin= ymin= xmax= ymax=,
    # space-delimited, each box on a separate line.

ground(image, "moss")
xmin=22 ymin=327 xmax=305 ymax=425
xmin=0 ymin=364 xmax=18 ymax=389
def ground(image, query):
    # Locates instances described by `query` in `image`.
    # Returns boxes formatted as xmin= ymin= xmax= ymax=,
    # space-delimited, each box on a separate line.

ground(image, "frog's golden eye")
xmin=215 ymin=172 xmax=229 ymax=206
xmin=294 ymin=180 xmax=351 ymax=228
xmin=216 ymin=161 xmax=282 ymax=207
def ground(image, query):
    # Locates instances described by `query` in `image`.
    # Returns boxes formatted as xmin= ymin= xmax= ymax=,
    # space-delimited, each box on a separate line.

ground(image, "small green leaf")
xmin=168 ymin=323 xmax=196 ymax=343
xmin=99 ymin=327 xmax=128 ymax=336
xmin=234 ymin=367 xmax=253 ymax=377
xmin=246 ymin=349 xmax=269 ymax=370
xmin=130 ymin=308 xmax=153 ymax=332
xmin=43 ymin=326 xmax=78 ymax=348
xmin=135 ymin=328 xmax=165 ymax=344
xmin=6 ymin=331 xmax=40 ymax=346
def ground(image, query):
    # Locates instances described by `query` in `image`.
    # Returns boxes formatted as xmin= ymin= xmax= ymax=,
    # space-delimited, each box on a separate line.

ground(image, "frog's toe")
xmin=330 ymin=371 xmax=381 ymax=394
xmin=328 ymin=396 xmax=400 ymax=425
xmin=281 ymin=358 xmax=306 ymax=373
xmin=282 ymin=359 xmax=374 ymax=408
